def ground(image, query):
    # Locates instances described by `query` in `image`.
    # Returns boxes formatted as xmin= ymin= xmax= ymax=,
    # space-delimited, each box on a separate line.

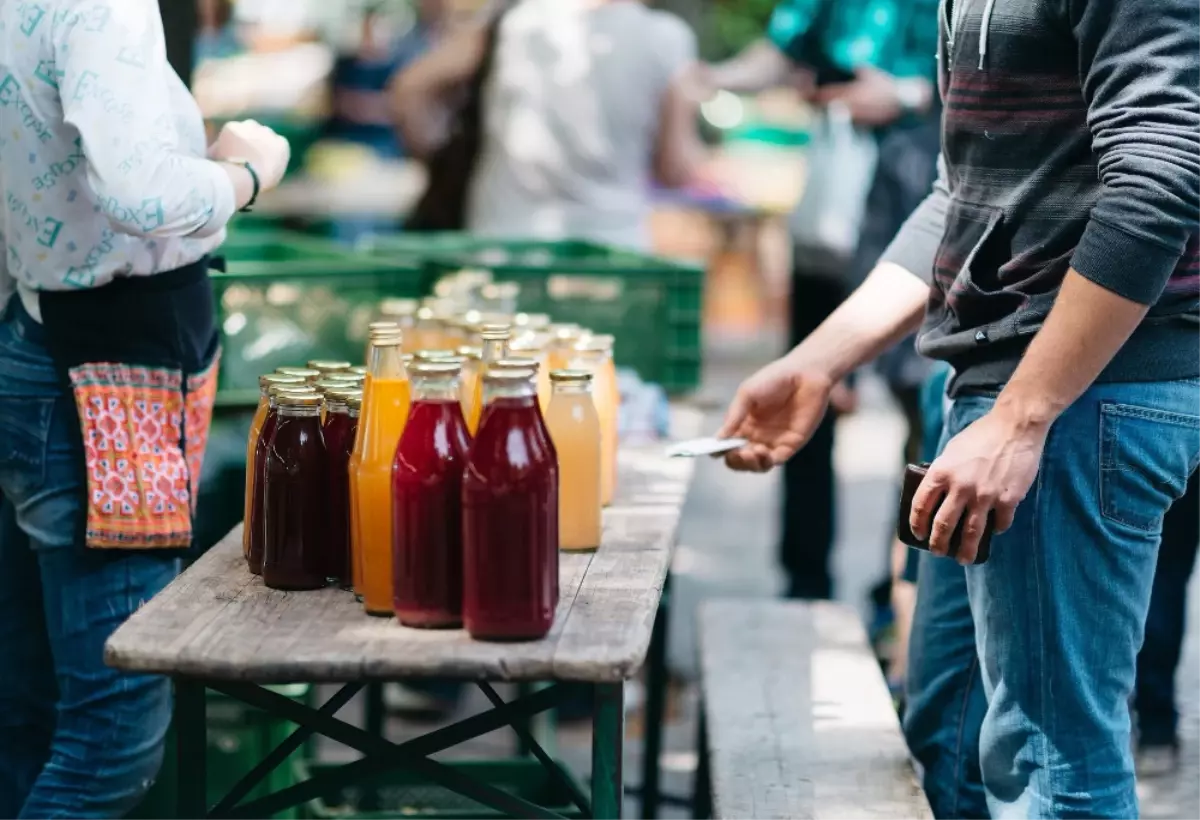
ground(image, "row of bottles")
xmin=242 ymin=324 xmax=611 ymax=642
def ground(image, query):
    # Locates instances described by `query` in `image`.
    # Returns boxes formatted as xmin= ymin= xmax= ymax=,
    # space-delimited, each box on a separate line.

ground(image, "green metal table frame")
xmin=173 ymin=679 xmax=626 ymax=819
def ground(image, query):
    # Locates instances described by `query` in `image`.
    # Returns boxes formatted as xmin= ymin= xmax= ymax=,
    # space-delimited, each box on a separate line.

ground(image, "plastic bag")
xmin=788 ymin=101 xmax=879 ymax=276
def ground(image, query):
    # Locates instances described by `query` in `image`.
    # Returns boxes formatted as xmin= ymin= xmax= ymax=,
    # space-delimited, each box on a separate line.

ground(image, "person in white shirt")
xmin=0 ymin=1 xmax=288 ymax=815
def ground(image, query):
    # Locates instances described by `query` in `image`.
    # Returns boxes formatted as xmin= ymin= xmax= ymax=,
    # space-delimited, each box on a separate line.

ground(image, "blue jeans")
xmin=905 ymin=363 xmax=990 ymax=819
xmin=0 ymin=299 xmax=178 ymax=818
xmin=957 ymin=381 xmax=1200 ymax=819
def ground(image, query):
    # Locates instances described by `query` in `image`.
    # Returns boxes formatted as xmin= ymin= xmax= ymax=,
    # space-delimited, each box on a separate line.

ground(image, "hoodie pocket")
xmin=931 ymin=200 xmax=1026 ymax=332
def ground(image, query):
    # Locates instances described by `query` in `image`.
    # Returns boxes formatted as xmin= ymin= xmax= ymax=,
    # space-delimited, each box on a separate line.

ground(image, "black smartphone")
xmin=896 ymin=463 xmax=994 ymax=564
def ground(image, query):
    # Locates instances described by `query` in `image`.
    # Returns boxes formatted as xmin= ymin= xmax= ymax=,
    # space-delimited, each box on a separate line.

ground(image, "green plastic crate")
xmin=300 ymin=759 xmax=585 ymax=820
xmin=130 ymin=685 xmax=310 ymax=820
xmin=219 ymin=231 xmax=352 ymax=264
xmin=364 ymin=235 xmax=705 ymax=394
xmin=212 ymin=255 xmax=429 ymax=404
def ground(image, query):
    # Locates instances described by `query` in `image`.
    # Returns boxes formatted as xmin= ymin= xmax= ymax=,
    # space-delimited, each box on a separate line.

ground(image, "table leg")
xmin=640 ymin=573 xmax=672 ymax=819
xmin=361 ymin=682 xmax=385 ymax=812
xmin=592 ymin=682 xmax=625 ymax=819
xmin=175 ymin=678 xmax=207 ymax=819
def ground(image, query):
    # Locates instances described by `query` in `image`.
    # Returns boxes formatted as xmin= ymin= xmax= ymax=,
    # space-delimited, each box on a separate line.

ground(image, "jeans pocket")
xmin=0 ymin=395 xmax=53 ymax=497
xmin=1100 ymin=402 xmax=1200 ymax=533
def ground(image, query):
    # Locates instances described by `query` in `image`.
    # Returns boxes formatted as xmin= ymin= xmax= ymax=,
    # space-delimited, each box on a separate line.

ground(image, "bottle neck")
xmin=278 ymin=405 xmax=321 ymax=420
xmin=412 ymin=375 xmax=460 ymax=403
xmin=483 ymin=379 xmax=537 ymax=405
xmin=368 ymin=345 xmax=406 ymax=380
xmin=569 ymin=350 xmax=606 ymax=371
xmin=552 ymin=381 xmax=593 ymax=397
xmin=481 ymin=338 xmax=508 ymax=364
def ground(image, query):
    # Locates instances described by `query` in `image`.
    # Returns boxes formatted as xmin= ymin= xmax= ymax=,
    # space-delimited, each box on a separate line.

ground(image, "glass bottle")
xmin=249 ymin=384 xmax=318 ymax=573
xmin=350 ymin=329 xmax=400 ymax=597
xmin=463 ymin=369 xmax=560 ymax=640
xmin=354 ymin=334 xmax=411 ymax=615
xmin=410 ymin=307 xmax=442 ymax=353
xmin=243 ymin=374 xmax=306 ymax=560
xmin=546 ymin=325 xmax=584 ymax=372
xmin=467 ymin=329 xmax=510 ymax=434
xmin=392 ymin=361 xmax=472 ymax=628
xmin=570 ymin=337 xmax=619 ymax=506
xmin=379 ymin=298 xmax=418 ymax=335
xmin=509 ymin=336 xmax=552 ymax=411
xmin=263 ymin=390 xmax=330 ymax=590
xmin=323 ymin=387 xmax=361 ymax=588
xmin=314 ymin=376 xmax=360 ymax=423
xmin=545 ymin=370 xmax=602 ymax=551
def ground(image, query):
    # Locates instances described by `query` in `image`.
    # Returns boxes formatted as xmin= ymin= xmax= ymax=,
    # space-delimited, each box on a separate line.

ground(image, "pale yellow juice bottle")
xmin=570 ymin=336 xmax=619 ymax=506
xmin=545 ymin=370 xmax=602 ymax=551
xmin=467 ymin=329 xmax=510 ymax=434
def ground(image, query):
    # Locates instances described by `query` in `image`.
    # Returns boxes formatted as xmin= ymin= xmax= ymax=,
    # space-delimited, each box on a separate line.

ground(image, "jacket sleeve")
xmin=54 ymin=0 xmax=236 ymax=239
xmin=1068 ymin=0 xmax=1200 ymax=304
xmin=877 ymin=154 xmax=950 ymax=284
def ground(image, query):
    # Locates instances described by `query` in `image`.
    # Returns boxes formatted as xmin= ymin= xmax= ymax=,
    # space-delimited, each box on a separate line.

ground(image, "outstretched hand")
xmin=716 ymin=357 xmax=834 ymax=473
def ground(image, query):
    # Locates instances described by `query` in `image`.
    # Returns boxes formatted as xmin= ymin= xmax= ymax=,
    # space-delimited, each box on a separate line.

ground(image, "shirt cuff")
xmin=190 ymin=161 xmax=239 ymax=240
xmin=1071 ymin=217 xmax=1183 ymax=306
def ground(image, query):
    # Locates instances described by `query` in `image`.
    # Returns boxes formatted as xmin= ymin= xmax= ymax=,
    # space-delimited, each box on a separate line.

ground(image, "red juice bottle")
xmin=248 ymin=384 xmax=314 ymax=573
xmin=322 ymin=387 xmax=362 ymax=588
xmin=463 ymin=368 xmax=560 ymax=640
xmin=263 ymin=390 xmax=330 ymax=590
xmin=392 ymin=361 xmax=472 ymax=628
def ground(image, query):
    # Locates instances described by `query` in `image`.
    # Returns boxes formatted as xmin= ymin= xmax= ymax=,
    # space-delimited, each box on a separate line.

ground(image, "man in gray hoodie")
xmin=718 ymin=0 xmax=1199 ymax=817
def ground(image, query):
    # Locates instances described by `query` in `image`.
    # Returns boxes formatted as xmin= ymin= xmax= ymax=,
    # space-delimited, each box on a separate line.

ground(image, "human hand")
xmin=811 ymin=66 xmax=922 ymax=128
xmin=909 ymin=406 xmax=1049 ymax=564
xmin=210 ymin=120 xmax=291 ymax=192
xmin=716 ymin=355 xmax=834 ymax=472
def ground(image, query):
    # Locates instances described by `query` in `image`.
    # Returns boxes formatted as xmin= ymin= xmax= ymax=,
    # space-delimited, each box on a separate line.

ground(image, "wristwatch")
xmin=225 ymin=158 xmax=260 ymax=212
xmin=895 ymin=78 xmax=931 ymax=115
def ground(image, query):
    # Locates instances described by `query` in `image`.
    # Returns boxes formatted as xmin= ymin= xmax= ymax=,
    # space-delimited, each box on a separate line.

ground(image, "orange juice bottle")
xmin=570 ymin=337 xmax=619 ymax=506
xmin=545 ymin=370 xmax=602 ymax=551
xmin=243 ymin=374 xmax=307 ymax=558
xmin=546 ymin=325 xmax=584 ymax=372
xmin=365 ymin=322 xmax=399 ymax=364
xmin=353 ymin=332 xmax=411 ymax=615
xmin=467 ymin=329 xmax=510 ymax=434
xmin=457 ymin=346 xmax=482 ymax=418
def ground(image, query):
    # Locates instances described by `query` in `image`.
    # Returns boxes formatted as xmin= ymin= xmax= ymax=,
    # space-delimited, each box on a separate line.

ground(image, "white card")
xmin=665 ymin=437 xmax=749 ymax=458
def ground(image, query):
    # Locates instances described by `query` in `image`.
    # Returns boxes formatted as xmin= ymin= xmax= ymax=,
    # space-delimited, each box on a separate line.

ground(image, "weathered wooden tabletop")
xmin=106 ymin=425 xmax=700 ymax=685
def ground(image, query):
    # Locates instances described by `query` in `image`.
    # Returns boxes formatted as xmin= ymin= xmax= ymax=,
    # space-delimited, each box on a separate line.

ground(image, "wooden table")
xmin=106 ymin=436 xmax=698 ymax=819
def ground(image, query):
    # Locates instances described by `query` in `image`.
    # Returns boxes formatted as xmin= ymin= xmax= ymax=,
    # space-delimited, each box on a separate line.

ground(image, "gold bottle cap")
xmin=276 ymin=367 xmax=321 ymax=380
xmin=549 ymin=369 xmax=594 ymax=382
xmin=371 ymin=335 xmax=403 ymax=348
xmin=324 ymin=387 xmax=363 ymax=404
xmin=367 ymin=321 xmax=399 ymax=334
xmin=259 ymin=373 xmax=307 ymax=389
xmin=270 ymin=384 xmax=319 ymax=398
xmin=457 ymin=345 xmax=482 ymax=360
xmin=314 ymin=378 xmax=359 ymax=393
xmin=492 ymin=357 xmax=540 ymax=372
xmin=276 ymin=390 xmax=323 ymax=408
xmin=414 ymin=349 xmax=459 ymax=361
xmin=307 ymin=360 xmax=353 ymax=373
xmin=409 ymin=361 xmax=462 ymax=377
xmin=483 ymin=367 xmax=536 ymax=382
xmin=480 ymin=330 xmax=511 ymax=343
xmin=479 ymin=322 xmax=512 ymax=334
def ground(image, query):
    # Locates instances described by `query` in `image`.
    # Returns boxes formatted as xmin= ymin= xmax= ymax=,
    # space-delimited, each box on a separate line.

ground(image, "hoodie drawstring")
xmin=978 ymin=0 xmax=997 ymax=69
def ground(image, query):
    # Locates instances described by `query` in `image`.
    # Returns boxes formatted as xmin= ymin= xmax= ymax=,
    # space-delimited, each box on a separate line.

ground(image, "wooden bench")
xmin=696 ymin=599 xmax=932 ymax=819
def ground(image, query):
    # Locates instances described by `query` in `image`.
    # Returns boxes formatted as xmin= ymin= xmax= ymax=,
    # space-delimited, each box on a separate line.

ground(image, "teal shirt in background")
xmin=767 ymin=0 xmax=939 ymax=81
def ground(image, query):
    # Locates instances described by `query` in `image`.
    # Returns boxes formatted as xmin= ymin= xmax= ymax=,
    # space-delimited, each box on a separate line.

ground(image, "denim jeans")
xmin=955 ymin=380 xmax=1200 ymax=819
xmin=1134 ymin=469 xmax=1199 ymax=746
xmin=0 ymin=298 xmax=178 ymax=818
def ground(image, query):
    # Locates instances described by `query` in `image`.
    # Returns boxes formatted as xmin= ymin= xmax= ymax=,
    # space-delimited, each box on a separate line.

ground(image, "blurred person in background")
xmin=391 ymin=0 xmax=705 ymax=246
xmin=702 ymin=0 xmax=939 ymax=602
xmin=0 ymin=0 xmax=289 ymax=815
xmin=196 ymin=0 xmax=239 ymax=64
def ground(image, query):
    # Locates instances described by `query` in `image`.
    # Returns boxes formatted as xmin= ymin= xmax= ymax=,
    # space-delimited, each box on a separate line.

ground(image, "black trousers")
xmin=780 ymin=273 xmax=847 ymax=599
